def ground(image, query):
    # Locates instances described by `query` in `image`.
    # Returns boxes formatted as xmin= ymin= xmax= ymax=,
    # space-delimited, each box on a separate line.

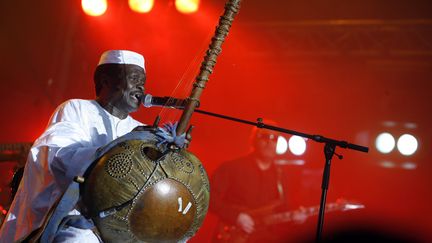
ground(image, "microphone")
xmin=141 ymin=94 xmax=189 ymax=109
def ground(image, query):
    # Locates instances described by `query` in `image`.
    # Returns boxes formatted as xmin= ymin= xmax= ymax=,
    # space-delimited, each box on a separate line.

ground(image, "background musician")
xmin=210 ymin=123 xmax=308 ymax=242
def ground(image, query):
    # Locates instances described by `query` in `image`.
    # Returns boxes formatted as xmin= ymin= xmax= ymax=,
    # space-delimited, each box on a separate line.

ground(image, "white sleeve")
xmin=32 ymin=101 xmax=99 ymax=190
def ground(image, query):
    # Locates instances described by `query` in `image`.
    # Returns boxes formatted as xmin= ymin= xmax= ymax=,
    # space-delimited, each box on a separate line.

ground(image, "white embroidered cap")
xmin=98 ymin=50 xmax=145 ymax=71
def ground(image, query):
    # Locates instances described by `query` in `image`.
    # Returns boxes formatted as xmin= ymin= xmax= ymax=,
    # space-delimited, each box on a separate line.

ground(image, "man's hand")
xmin=132 ymin=124 xmax=193 ymax=148
xmin=236 ymin=213 xmax=255 ymax=234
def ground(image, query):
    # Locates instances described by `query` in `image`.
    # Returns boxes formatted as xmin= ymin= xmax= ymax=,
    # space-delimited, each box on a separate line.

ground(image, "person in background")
xmin=210 ymin=123 xmax=308 ymax=242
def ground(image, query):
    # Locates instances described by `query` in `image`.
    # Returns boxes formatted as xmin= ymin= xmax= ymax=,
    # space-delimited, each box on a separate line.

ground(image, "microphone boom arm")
xmin=190 ymin=108 xmax=369 ymax=153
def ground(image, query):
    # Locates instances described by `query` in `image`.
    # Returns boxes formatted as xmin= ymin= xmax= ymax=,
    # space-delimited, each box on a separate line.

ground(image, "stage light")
xmin=129 ymin=0 xmax=154 ymax=13
xmin=288 ymin=136 xmax=307 ymax=156
xmin=397 ymin=134 xmax=418 ymax=156
xmin=276 ymin=136 xmax=288 ymax=155
xmin=82 ymin=0 xmax=107 ymax=16
xmin=375 ymin=132 xmax=395 ymax=154
xmin=401 ymin=162 xmax=417 ymax=170
xmin=379 ymin=160 xmax=396 ymax=169
xmin=175 ymin=0 xmax=200 ymax=14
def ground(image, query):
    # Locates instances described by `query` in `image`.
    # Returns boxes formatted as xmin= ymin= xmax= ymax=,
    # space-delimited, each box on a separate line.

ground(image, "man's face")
xmin=109 ymin=64 xmax=146 ymax=114
xmin=254 ymin=130 xmax=278 ymax=160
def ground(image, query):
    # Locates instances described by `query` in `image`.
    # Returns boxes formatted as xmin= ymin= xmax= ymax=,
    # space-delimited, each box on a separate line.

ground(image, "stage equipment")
xmin=142 ymin=94 xmax=189 ymax=109
xmin=397 ymin=134 xmax=418 ymax=156
xmin=171 ymin=110 xmax=369 ymax=242
xmin=288 ymin=135 xmax=307 ymax=155
xmin=80 ymin=0 xmax=242 ymax=242
xmin=129 ymin=0 xmax=154 ymax=13
xmin=175 ymin=0 xmax=200 ymax=14
xmin=81 ymin=0 xmax=107 ymax=16
xmin=375 ymin=132 xmax=396 ymax=154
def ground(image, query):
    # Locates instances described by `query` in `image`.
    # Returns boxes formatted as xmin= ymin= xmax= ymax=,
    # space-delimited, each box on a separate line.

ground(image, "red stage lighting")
xmin=375 ymin=132 xmax=396 ymax=154
xmin=288 ymin=135 xmax=307 ymax=156
xmin=175 ymin=0 xmax=200 ymax=14
xmin=129 ymin=0 xmax=154 ymax=13
xmin=397 ymin=134 xmax=418 ymax=156
xmin=81 ymin=0 xmax=107 ymax=16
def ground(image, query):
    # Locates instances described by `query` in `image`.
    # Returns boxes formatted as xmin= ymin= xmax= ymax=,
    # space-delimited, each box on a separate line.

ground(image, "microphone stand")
xmin=188 ymin=108 xmax=369 ymax=242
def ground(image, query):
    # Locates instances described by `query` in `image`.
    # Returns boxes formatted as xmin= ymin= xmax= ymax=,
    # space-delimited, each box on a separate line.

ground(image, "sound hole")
xmin=142 ymin=146 xmax=163 ymax=161
xmin=105 ymin=153 xmax=133 ymax=179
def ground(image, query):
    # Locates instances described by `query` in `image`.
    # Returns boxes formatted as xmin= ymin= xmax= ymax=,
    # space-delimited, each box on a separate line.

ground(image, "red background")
xmin=1 ymin=0 xmax=431 ymax=242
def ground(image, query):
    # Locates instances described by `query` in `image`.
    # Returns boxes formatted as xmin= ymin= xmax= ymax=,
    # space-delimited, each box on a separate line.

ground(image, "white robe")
xmin=0 ymin=99 xmax=142 ymax=242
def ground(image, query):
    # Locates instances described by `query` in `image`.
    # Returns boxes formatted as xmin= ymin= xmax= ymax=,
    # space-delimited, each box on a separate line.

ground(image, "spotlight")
xmin=375 ymin=132 xmax=395 ymax=154
xmin=81 ymin=0 xmax=107 ymax=16
xmin=129 ymin=0 xmax=154 ymax=13
xmin=175 ymin=0 xmax=200 ymax=14
xmin=397 ymin=134 xmax=418 ymax=156
xmin=276 ymin=136 xmax=288 ymax=155
xmin=288 ymin=136 xmax=307 ymax=156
